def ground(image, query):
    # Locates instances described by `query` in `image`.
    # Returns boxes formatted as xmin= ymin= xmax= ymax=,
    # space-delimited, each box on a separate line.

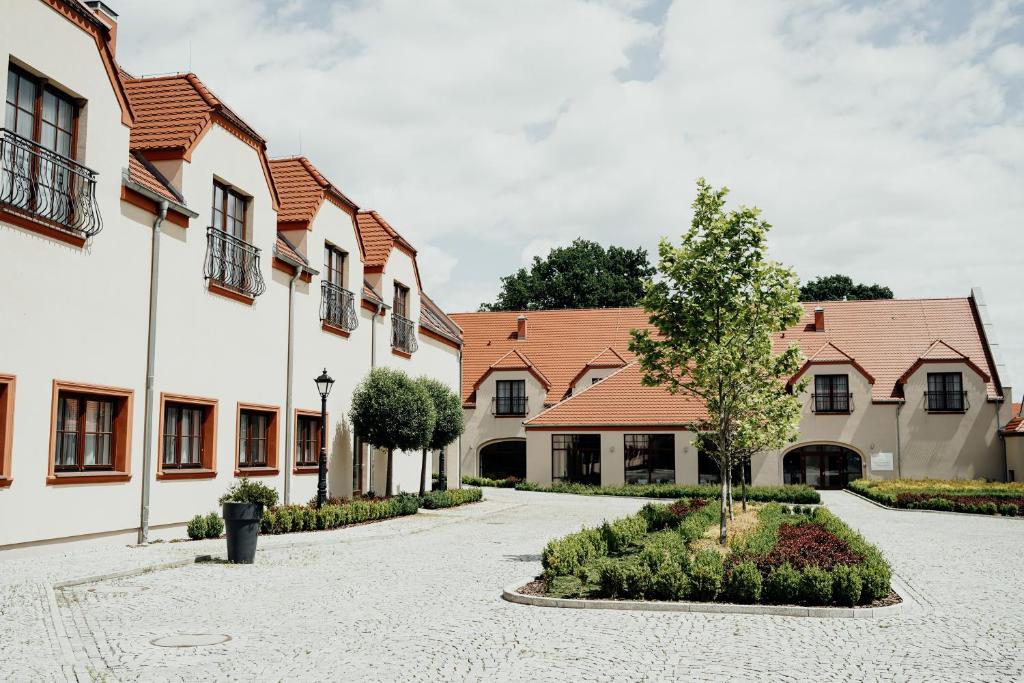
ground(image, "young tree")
xmin=415 ymin=377 xmax=466 ymax=495
xmin=480 ymin=238 xmax=654 ymax=311
xmin=800 ymin=274 xmax=893 ymax=301
xmin=349 ymin=368 xmax=436 ymax=497
xmin=630 ymin=178 xmax=805 ymax=544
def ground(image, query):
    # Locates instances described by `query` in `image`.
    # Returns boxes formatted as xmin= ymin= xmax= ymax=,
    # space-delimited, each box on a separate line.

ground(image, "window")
xmin=324 ymin=244 xmax=345 ymax=287
xmin=494 ymin=380 xmax=527 ymax=416
xmin=624 ymin=434 xmax=675 ymax=484
xmin=48 ymin=381 xmax=133 ymax=484
xmin=157 ymin=394 xmax=217 ymax=479
xmin=813 ymin=374 xmax=850 ymax=413
xmin=592 ymin=377 xmax=603 ymax=385
xmin=236 ymin=404 xmax=279 ymax=474
xmin=391 ymin=282 xmax=417 ymax=353
xmin=552 ymin=434 xmax=600 ymax=485
xmin=393 ymin=282 xmax=409 ymax=319
xmin=295 ymin=412 xmax=321 ymax=469
xmin=6 ymin=66 xmax=78 ymax=158
xmin=212 ymin=181 xmax=246 ymax=239
xmin=0 ymin=375 xmax=14 ymax=486
xmin=926 ymin=373 xmax=965 ymax=412
xmin=698 ymin=443 xmax=751 ymax=485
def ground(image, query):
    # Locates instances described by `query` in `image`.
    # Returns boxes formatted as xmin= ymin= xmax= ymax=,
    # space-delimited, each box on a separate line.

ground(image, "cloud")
xmin=116 ymin=0 xmax=1024 ymax=386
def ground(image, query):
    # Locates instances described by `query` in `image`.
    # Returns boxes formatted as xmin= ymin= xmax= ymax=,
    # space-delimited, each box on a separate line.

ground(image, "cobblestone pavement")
xmin=3 ymin=488 xmax=1024 ymax=681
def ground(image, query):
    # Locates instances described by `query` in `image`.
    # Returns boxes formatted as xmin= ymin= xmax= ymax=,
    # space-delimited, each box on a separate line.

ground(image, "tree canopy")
xmin=349 ymin=367 xmax=435 ymax=495
xmin=799 ymin=274 xmax=893 ymax=302
xmin=480 ymin=238 xmax=655 ymax=311
xmin=630 ymin=179 xmax=804 ymax=543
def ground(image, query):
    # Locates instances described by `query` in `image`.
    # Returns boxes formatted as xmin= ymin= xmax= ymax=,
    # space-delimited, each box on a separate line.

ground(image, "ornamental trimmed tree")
xmin=414 ymin=377 xmax=465 ymax=495
xmin=630 ymin=178 xmax=804 ymax=545
xmin=349 ymin=367 xmax=436 ymax=497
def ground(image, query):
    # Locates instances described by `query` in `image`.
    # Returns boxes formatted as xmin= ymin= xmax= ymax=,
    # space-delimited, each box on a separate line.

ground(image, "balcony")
xmin=204 ymin=227 xmax=266 ymax=299
xmin=320 ymin=281 xmax=359 ymax=332
xmin=811 ymin=393 xmax=853 ymax=414
xmin=391 ymin=313 xmax=418 ymax=354
xmin=492 ymin=396 xmax=528 ymax=417
xmin=924 ymin=390 xmax=967 ymax=413
xmin=0 ymin=128 xmax=102 ymax=238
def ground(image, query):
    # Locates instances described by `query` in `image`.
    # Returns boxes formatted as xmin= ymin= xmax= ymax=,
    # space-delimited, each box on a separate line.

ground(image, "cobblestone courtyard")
xmin=2 ymin=488 xmax=1024 ymax=681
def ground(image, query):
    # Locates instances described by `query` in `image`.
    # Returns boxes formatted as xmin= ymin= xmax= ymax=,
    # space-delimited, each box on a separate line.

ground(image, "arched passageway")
xmin=783 ymin=444 xmax=862 ymax=489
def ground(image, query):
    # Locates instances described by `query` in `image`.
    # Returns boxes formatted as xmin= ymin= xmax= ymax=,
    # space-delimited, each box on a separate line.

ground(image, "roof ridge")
xmin=919 ymin=339 xmax=969 ymax=359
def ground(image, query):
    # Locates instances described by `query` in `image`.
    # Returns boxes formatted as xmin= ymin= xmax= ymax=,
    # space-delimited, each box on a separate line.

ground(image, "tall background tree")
xmin=349 ymin=368 xmax=435 ymax=496
xmin=631 ymin=179 xmax=805 ymax=544
xmin=480 ymin=238 xmax=655 ymax=311
xmin=800 ymin=274 xmax=893 ymax=301
xmin=415 ymin=377 xmax=465 ymax=495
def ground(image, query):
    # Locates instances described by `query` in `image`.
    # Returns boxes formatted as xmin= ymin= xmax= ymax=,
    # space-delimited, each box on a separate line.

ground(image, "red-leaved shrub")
xmin=752 ymin=523 xmax=862 ymax=572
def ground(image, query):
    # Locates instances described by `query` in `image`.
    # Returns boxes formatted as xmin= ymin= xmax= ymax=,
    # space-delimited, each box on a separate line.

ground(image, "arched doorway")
xmin=479 ymin=440 xmax=526 ymax=480
xmin=783 ymin=444 xmax=862 ymax=489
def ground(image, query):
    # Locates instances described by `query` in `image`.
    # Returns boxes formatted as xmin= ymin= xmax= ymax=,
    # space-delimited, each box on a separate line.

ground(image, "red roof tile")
xmin=355 ymin=210 xmax=414 ymax=269
xmin=125 ymin=151 xmax=181 ymax=204
xmin=1005 ymin=403 xmax=1023 ymax=435
xmin=268 ymin=157 xmax=358 ymax=227
xmin=526 ymin=363 xmax=707 ymax=428
xmin=274 ymin=234 xmax=306 ymax=265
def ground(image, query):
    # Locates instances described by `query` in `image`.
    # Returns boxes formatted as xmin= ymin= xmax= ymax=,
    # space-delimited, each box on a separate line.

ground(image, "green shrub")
xmin=186 ymin=515 xmax=208 ymax=540
xmin=800 ymin=566 xmax=833 ymax=605
xmin=461 ymin=475 xmax=518 ymax=488
xmin=548 ymin=575 xmax=585 ymax=598
xmin=763 ymin=563 xmax=801 ymax=604
xmin=979 ymin=502 xmax=998 ymax=515
xmin=514 ymin=480 xmax=540 ymax=491
xmin=219 ymin=478 xmax=279 ymax=508
xmin=542 ymin=527 xmax=608 ymax=579
xmin=725 ymin=561 xmax=762 ymax=604
xmin=394 ymin=493 xmax=422 ymax=516
xmin=831 ymin=564 xmax=862 ymax=606
xmin=421 ymin=487 xmax=483 ymax=509
xmin=678 ymin=503 xmax=721 ymax=544
xmin=999 ymin=503 xmax=1019 ymax=517
xmin=622 ymin=560 xmax=654 ymax=599
xmin=858 ymin=557 xmax=891 ymax=603
xmin=650 ymin=561 xmax=690 ymax=600
xmin=595 ymin=558 xmax=630 ymax=598
xmin=600 ymin=514 xmax=648 ymax=554
xmin=688 ymin=550 xmax=724 ymax=601
xmin=260 ymin=509 xmax=276 ymax=534
xmin=925 ymin=497 xmax=953 ymax=511
xmin=638 ymin=532 xmax=687 ymax=572
xmin=204 ymin=512 xmax=224 ymax=539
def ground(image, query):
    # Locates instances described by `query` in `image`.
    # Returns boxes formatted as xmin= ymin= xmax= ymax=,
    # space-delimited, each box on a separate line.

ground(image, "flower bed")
xmin=849 ymin=479 xmax=1023 ymax=516
xmin=514 ymin=481 xmax=820 ymax=504
xmin=537 ymin=501 xmax=892 ymax=607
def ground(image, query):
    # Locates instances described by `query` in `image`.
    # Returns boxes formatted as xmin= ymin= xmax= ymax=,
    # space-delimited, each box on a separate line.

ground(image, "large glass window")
xmin=697 ymin=446 xmax=751 ymax=485
xmin=162 ymin=404 xmax=203 ymax=468
xmin=624 ymin=434 xmax=675 ymax=484
xmin=494 ymin=380 xmax=527 ymax=416
xmin=926 ymin=372 xmax=964 ymax=412
xmin=813 ymin=374 xmax=850 ymax=413
xmin=552 ymin=434 xmax=600 ymax=485
xmin=55 ymin=394 xmax=115 ymax=471
xmin=324 ymin=244 xmax=346 ymax=287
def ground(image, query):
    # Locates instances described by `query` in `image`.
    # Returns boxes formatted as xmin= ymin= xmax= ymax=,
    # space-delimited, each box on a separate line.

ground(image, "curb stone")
xmin=501 ymin=579 xmax=906 ymax=619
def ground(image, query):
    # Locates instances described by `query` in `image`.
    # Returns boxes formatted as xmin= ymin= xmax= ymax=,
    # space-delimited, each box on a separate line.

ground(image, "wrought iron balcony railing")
xmin=320 ymin=281 xmax=359 ymax=332
xmin=492 ymin=396 xmax=528 ymax=416
xmin=0 ymin=128 xmax=102 ymax=237
xmin=204 ymin=227 xmax=266 ymax=298
xmin=811 ymin=393 xmax=853 ymax=414
xmin=391 ymin=313 xmax=418 ymax=354
xmin=924 ymin=390 xmax=968 ymax=413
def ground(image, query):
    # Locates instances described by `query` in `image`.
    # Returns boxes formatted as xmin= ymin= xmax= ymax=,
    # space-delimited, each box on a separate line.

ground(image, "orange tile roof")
xmin=355 ymin=210 xmax=415 ymax=269
xmin=268 ymin=157 xmax=358 ymax=227
xmin=274 ymin=234 xmax=307 ymax=265
xmin=362 ymin=280 xmax=384 ymax=306
xmin=448 ymin=307 xmax=652 ymax=405
xmin=454 ymin=297 xmax=1002 ymax=418
xmin=419 ymin=292 xmax=463 ymax=344
xmin=474 ymin=349 xmax=551 ymax=389
xmin=125 ymin=151 xmax=181 ymax=204
xmin=123 ymin=73 xmax=263 ymax=153
xmin=526 ymin=363 xmax=707 ymax=428
xmin=1005 ymin=403 xmax=1023 ymax=435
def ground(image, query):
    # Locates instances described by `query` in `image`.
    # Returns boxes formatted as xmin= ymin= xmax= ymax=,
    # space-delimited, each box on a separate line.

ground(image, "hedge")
xmin=513 ymin=481 xmax=820 ymax=504
xmin=421 ymin=487 xmax=483 ymax=509
xmin=462 ymin=475 xmax=520 ymax=488
xmin=849 ymin=480 xmax=1022 ymax=515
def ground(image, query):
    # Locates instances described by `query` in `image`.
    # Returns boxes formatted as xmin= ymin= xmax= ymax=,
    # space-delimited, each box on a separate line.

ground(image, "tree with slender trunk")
xmin=415 ymin=377 xmax=465 ymax=496
xmin=631 ymin=178 xmax=805 ymax=544
xmin=349 ymin=368 xmax=435 ymax=497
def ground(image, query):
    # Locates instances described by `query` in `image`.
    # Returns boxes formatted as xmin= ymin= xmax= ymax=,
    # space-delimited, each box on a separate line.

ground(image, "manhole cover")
xmin=150 ymin=634 xmax=232 ymax=648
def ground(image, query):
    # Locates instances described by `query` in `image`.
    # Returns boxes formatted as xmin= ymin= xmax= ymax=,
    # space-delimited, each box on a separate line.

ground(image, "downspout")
xmin=998 ymin=401 xmax=1008 ymax=482
xmin=138 ymin=200 xmax=168 ymax=545
xmin=282 ymin=267 xmax=303 ymax=505
xmin=895 ymin=400 xmax=903 ymax=479
xmin=457 ymin=345 xmax=463 ymax=489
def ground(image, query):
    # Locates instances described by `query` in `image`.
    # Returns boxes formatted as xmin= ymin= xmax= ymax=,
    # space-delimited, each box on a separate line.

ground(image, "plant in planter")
xmin=219 ymin=478 xmax=279 ymax=563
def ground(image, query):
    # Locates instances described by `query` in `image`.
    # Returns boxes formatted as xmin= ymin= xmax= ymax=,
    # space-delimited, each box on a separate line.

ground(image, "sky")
xmin=116 ymin=0 xmax=1023 ymax=389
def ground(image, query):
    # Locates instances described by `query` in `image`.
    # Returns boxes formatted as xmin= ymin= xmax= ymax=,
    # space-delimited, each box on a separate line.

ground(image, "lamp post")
xmin=314 ymin=368 xmax=334 ymax=509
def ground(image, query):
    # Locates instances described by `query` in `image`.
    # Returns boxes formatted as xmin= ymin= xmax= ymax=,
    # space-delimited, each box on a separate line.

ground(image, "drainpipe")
xmin=895 ymin=400 xmax=903 ymax=479
xmin=138 ymin=200 xmax=168 ymax=545
xmin=282 ymin=267 xmax=303 ymax=505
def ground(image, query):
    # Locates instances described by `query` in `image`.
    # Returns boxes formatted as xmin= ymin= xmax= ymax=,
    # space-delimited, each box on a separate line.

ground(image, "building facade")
xmin=0 ymin=0 xmax=461 ymax=549
xmin=452 ymin=294 xmax=1015 ymax=489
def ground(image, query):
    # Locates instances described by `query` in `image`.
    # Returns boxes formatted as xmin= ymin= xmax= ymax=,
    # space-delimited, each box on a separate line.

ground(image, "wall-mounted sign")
xmin=871 ymin=452 xmax=894 ymax=472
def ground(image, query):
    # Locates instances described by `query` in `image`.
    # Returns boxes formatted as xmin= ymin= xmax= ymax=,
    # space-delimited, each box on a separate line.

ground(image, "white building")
xmin=0 ymin=0 xmax=462 ymax=549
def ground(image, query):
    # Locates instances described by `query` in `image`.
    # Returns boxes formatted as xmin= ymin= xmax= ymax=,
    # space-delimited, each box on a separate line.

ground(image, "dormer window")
xmin=494 ymin=380 xmax=527 ymax=416
xmin=391 ymin=282 xmax=417 ymax=354
xmin=813 ymin=375 xmax=851 ymax=414
xmin=205 ymin=181 xmax=265 ymax=299
xmin=926 ymin=372 xmax=965 ymax=412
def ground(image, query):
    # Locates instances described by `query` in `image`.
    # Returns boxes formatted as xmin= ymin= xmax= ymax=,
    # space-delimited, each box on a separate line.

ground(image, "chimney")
xmin=814 ymin=306 xmax=825 ymax=332
xmin=516 ymin=315 xmax=528 ymax=340
xmin=85 ymin=2 xmax=119 ymax=55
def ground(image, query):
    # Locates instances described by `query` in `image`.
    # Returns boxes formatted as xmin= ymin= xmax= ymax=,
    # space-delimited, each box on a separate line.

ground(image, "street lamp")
xmin=314 ymin=368 xmax=334 ymax=509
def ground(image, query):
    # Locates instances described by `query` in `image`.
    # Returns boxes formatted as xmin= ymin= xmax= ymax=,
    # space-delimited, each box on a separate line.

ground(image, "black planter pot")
xmin=222 ymin=502 xmax=264 ymax=564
